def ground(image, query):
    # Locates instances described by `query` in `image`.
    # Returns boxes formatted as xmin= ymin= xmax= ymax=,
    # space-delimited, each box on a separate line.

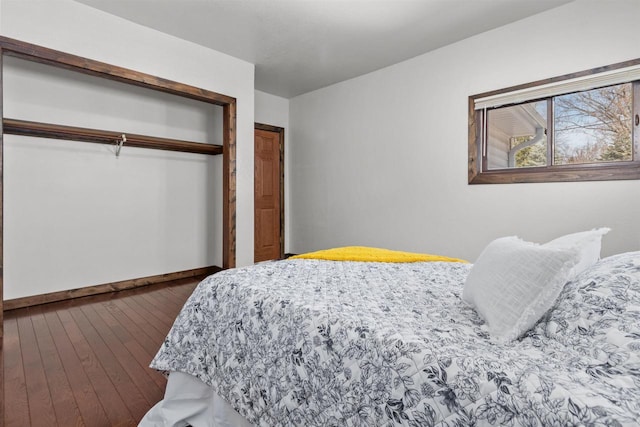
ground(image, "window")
xmin=469 ymin=60 xmax=640 ymax=184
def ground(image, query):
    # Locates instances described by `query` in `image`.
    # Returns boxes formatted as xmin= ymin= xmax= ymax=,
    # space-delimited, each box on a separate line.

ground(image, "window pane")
xmin=486 ymin=101 xmax=547 ymax=169
xmin=554 ymin=83 xmax=632 ymax=165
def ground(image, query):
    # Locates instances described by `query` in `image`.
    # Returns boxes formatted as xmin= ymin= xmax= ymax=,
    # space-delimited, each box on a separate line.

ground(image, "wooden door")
xmin=254 ymin=125 xmax=284 ymax=262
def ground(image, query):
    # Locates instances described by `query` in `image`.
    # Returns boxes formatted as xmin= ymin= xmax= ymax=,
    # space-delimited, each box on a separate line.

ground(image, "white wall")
xmin=289 ymin=0 xmax=640 ymax=261
xmin=255 ymin=90 xmax=289 ymax=131
xmin=255 ymin=90 xmax=291 ymax=252
xmin=1 ymin=0 xmax=255 ymax=299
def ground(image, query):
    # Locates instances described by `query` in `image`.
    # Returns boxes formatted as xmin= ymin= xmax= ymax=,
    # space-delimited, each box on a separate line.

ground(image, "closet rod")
xmin=3 ymin=118 xmax=223 ymax=156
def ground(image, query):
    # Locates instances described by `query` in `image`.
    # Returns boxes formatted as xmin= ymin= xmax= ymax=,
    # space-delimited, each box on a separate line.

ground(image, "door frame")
xmin=254 ymin=123 xmax=285 ymax=260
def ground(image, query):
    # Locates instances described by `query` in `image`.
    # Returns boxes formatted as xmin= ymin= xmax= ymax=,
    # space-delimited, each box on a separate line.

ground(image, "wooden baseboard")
xmin=3 ymin=266 xmax=221 ymax=311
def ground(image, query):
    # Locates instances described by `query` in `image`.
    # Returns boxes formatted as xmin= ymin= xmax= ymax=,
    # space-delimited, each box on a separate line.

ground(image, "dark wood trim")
xmin=3 ymin=118 xmax=223 ymax=156
xmin=255 ymin=123 xmax=285 ymax=259
xmin=255 ymin=123 xmax=284 ymax=133
xmin=468 ymin=97 xmax=480 ymax=182
xmin=279 ymin=127 xmax=285 ymax=260
xmin=470 ymin=162 xmax=640 ymax=184
xmin=3 ymin=266 xmax=220 ymax=311
xmin=469 ymin=57 xmax=640 ymax=184
xmin=0 ymin=46 xmax=4 ymax=427
xmin=223 ymin=103 xmax=237 ymax=269
xmin=0 ymin=36 xmax=235 ymax=106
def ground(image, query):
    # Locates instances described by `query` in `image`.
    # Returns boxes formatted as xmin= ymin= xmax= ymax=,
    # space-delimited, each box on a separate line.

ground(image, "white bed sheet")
xmin=139 ymin=372 xmax=254 ymax=427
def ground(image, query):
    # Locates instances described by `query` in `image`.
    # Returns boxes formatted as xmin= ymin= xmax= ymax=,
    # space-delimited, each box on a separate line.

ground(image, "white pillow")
xmin=544 ymin=227 xmax=610 ymax=280
xmin=462 ymin=236 xmax=578 ymax=343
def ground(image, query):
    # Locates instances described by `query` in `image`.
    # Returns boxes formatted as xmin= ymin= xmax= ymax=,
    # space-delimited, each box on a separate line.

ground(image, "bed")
xmin=140 ymin=235 xmax=640 ymax=426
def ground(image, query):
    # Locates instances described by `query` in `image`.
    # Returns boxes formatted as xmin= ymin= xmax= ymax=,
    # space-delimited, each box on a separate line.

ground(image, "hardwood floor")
xmin=3 ymin=277 xmax=201 ymax=427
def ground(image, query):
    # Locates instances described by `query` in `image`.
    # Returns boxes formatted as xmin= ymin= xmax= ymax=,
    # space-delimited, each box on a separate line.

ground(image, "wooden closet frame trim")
xmin=0 ymin=36 xmax=237 ymax=422
xmin=0 ymin=46 xmax=4 ymax=426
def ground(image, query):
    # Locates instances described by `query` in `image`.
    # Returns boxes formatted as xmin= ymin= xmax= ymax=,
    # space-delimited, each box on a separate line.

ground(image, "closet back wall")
xmin=3 ymin=56 xmax=223 ymax=300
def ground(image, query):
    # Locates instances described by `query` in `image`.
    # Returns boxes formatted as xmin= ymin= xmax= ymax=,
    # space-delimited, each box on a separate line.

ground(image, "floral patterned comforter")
xmin=150 ymin=254 xmax=640 ymax=426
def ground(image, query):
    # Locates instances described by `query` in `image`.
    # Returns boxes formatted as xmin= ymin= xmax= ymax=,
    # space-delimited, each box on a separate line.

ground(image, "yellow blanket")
xmin=290 ymin=246 xmax=467 ymax=263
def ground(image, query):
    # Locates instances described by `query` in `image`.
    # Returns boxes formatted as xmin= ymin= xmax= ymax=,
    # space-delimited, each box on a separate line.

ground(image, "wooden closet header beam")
xmin=0 ymin=46 xmax=5 ymax=427
xmin=4 ymin=118 xmax=224 ymax=156
xmin=0 ymin=36 xmax=235 ymax=106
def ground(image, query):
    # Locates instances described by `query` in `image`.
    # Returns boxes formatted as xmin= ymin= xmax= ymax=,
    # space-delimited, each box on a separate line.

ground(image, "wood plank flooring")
xmin=3 ymin=277 xmax=201 ymax=427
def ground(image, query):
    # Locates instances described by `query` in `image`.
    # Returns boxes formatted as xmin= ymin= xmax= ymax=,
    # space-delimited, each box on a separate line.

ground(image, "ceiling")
xmin=75 ymin=0 xmax=573 ymax=98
